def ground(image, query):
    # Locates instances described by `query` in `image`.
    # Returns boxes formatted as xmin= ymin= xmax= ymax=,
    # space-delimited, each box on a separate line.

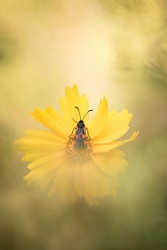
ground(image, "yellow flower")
xmin=14 ymin=84 xmax=139 ymax=206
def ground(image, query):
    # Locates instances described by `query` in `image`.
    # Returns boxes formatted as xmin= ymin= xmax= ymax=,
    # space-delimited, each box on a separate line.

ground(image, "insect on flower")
xmin=14 ymin=84 xmax=139 ymax=206
xmin=69 ymin=106 xmax=93 ymax=150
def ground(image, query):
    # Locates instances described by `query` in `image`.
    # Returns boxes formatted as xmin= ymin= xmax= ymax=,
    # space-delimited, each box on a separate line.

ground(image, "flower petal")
xmin=74 ymin=163 xmax=95 ymax=206
xmin=93 ymin=109 xmax=132 ymax=143
xmin=21 ymin=153 xmax=53 ymax=162
xmin=107 ymin=109 xmax=118 ymax=122
xmin=27 ymin=151 xmax=66 ymax=169
xmin=24 ymin=129 xmax=65 ymax=143
xmin=31 ymin=107 xmax=68 ymax=139
xmin=93 ymin=131 xmax=139 ymax=153
xmin=74 ymin=163 xmax=84 ymax=197
xmin=88 ymin=97 xmax=108 ymax=139
xmin=14 ymin=137 xmax=65 ymax=153
xmin=60 ymin=84 xmax=89 ymax=134
xmin=24 ymin=155 xmax=66 ymax=187
xmin=59 ymin=97 xmax=73 ymax=134
xmin=92 ymin=149 xmax=128 ymax=176
xmin=14 ymin=129 xmax=66 ymax=161
xmin=47 ymin=160 xmax=74 ymax=197
xmin=82 ymin=159 xmax=119 ymax=198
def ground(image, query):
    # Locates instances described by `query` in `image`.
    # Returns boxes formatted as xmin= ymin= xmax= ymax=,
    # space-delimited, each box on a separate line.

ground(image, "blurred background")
xmin=0 ymin=0 xmax=167 ymax=249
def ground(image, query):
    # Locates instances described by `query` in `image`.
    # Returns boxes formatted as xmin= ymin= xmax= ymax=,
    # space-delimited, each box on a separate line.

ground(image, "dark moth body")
xmin=74 ymin=120 xmax=87 ymax=150
xmin=69 ymin=107 xmax=93 ymax=150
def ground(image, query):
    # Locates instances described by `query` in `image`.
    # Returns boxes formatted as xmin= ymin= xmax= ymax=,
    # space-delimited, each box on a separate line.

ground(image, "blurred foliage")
xmin=0 ymin=30 xmax=17 ymax=66
xmin=101 ymin=0 xmax=146 ymax=15
xmin=0 ymin=0 xmax=167 ymax=249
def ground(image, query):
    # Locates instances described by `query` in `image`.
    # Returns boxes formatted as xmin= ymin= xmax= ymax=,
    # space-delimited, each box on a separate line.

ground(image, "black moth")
xmin=69 ymin=106 xmax=93 ymax=150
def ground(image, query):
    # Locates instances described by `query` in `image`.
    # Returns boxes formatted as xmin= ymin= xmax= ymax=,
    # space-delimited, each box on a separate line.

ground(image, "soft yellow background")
xmin=1 ymin=1 xmax=167 ymax=249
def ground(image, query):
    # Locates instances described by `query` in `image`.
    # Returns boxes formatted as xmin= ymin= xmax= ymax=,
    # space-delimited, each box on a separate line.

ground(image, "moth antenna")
xmin=72 ymin=118 xmax=78 ymax=123
xmin=75 ymin=106 xmax=81 ymax=120
xmin=82 ymin=109 xmax=93 ymax=120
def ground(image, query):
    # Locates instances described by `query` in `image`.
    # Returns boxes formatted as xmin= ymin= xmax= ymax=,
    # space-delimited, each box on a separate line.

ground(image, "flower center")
xmin=65 ymin=136 xmax=93 ymax=164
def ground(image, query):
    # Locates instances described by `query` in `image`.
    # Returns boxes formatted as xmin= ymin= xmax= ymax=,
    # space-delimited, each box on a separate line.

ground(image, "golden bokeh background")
xmin=1 ymin=0 xmax=167 ymax=249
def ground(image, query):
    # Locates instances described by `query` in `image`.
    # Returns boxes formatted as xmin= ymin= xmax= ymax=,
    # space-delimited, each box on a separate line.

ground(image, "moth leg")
xmin=85 ymin=127 xmax=91 ymax=140
xmin=69 ymin=127 xmax=76 ymax=137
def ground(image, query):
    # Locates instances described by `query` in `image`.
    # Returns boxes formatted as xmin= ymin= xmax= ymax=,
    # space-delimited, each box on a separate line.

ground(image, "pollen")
xmin=65 ymin=136 xmax=93 ymax=164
